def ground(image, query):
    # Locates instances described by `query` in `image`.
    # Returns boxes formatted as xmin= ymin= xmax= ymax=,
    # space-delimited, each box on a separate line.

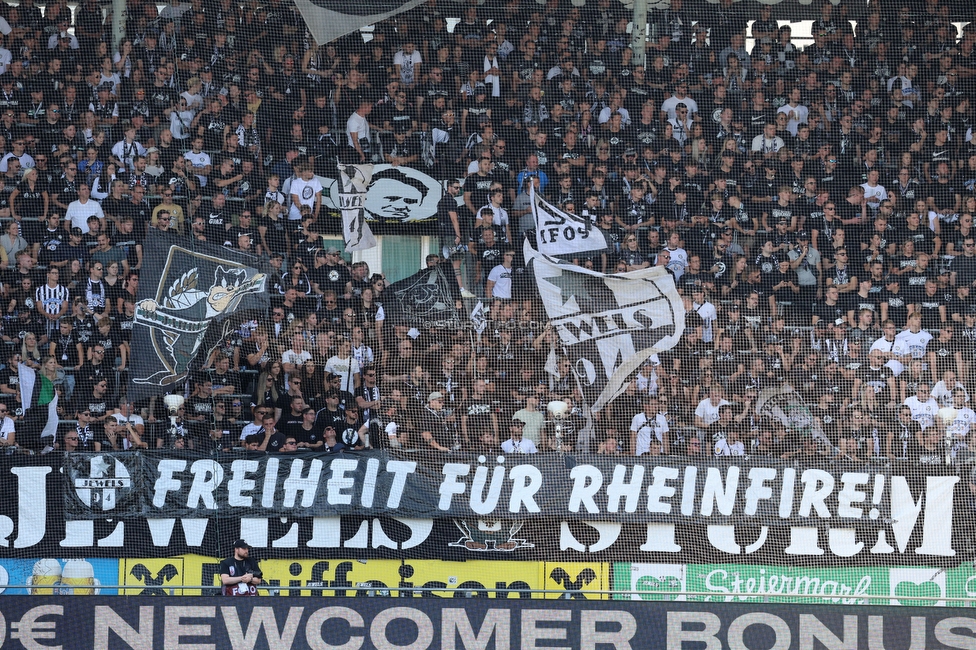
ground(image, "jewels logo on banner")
xmin=544 ymin=562 xmax=611 ymax=601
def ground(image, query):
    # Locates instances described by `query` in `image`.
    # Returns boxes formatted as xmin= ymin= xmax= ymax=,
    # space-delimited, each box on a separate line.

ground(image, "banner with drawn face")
xmin=322 ymin=164 xmax=443 ymax=234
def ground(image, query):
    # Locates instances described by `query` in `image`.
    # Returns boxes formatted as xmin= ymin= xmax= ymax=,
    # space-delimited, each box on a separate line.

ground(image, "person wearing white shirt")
xmin=110 ymin=125 xmax=147 ymax=171
xmin=65 ymin=184 xmax=105 ymax=233
xmin=860 ymin=169 xmax=888 ymax=214
xmin=630 ymin=397 xmax=669 ymax=456
xmin=501 ymin=419 xmax=538 ymax=454
xmin=775 ymin=88 xmax=809 ymax=136
xmin=0 ymin=44 xmax=11 ymax=76
xmin=869 ymin=320 xmax=910 ymax=376
xmin=478 ymin=188 xmax=511 ymax=243
xmin=932 ymin=372 xmax=968 ymax=406
xmin=393 ymin=42 xmax=422 ymax=89
xmin=598 ymin=104 xmax=631 ymax=126
xmin=485 ymin=250 xmax=515 ymax=300
xmin=662 ymin=231 xmax=688 ymax=280
xmin=288 ymin=163 xmax=323 ymax=221
xmin=895 ymin=313 xmax=933 ymax=363
xmin=660 ymin=83 xmax=698 ymax=121
xmin=169 ymin=98 xmax=195 ymax=140
xmin=691 ymin=288 xmax=718 ymax=344
xmin=946 ymin=388 xmax=976 ymax=455
xmin=483 ymin=48 xmax=501 ymax=97
xmin=281 ymin=334 xmax=312 ymax=383
xmin=47 ymin=31 xmax=79 ymax=50
xmin=0 ymin=139 xmax=33 ymax=173
xmin=183 ymin=136 xmax=212 ymax=187
xmin=903 ymin=383 xmax=939 ymax=430
xmin=345 ymin=99 xmax=373 ymax=163
xmin=751 ymin=123 xmax=785 ymax=155
xmin=325 ymin=339 xmax=361 ymax=393
xmin=694 ymin=385 xmax=731 ymax=429
xmin=668 ymin=104 xmax=694 ymax=146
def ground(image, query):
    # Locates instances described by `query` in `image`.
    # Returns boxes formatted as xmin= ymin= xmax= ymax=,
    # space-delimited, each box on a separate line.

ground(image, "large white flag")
xmin=526 ymin=241 xmax=685 ymax=412
xmin=532 ymin=185 xmax=607 ymax=258
xmin=339 ymin=164 xmax=377 ymax=252
xmin=293 ymin=0 xmax=426 ymax=47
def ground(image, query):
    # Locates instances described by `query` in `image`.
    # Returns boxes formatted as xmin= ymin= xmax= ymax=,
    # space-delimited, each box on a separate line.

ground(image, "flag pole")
xmin=567 ymin=354 xmax=596 ymax=454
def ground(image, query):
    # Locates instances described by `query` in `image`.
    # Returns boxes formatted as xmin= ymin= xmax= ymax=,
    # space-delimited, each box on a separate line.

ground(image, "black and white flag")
xmin=532 ymin=185 xmax=607 ymax=258
xmin=526 ymin=241 xmax=685 ymax=412
xmin=338 ymin=164 xmax=377 ymax=252
xmin=755 ymin=385 xmax=831 ymax=448
xmin=293 ymin=0 xmax=427 ymax=46
xmin=383 ymin=263 xmax=464 ymax=330
xmin=128 ymin=231 xmax=269 ymax=400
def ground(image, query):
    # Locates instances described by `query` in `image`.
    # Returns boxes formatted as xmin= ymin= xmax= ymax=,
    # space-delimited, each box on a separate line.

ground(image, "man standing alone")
xmin=219 ymin=540 xmax=261 ymax=596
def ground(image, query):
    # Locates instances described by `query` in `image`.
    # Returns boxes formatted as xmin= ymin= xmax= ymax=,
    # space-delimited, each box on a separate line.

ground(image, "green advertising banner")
xmin=613 ymin=563 xmax=976 ymax=607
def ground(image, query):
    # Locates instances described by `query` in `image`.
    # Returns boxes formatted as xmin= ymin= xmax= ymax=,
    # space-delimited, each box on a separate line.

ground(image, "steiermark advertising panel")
xmin=614 ymin=563 xmax=976 ymax=606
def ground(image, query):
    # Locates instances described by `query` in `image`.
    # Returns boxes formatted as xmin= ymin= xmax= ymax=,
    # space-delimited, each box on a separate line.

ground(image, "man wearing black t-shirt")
xmin=310 ymin=248 xmax=351 ymax=303
xmin=811 ymin=285 xmax=847 ymax=327
xmin=219 ymin=540 xmax=261 ymax=597
xmin=420 ymin=391 xmax=455 ymax=452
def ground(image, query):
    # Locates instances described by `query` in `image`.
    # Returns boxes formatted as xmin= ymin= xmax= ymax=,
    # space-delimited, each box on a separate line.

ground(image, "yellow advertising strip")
xmin=120 ymin=557 xmax=612 ymax=599
xmin=119 ymin=555 xmax=610 ymax=600
xmin=542 ymin=562 xmax=611 ymax=601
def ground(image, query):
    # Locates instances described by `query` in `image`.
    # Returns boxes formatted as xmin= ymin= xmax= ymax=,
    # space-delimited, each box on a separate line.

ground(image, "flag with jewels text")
xmin=526 ymin=241 xmax=685 ymax=412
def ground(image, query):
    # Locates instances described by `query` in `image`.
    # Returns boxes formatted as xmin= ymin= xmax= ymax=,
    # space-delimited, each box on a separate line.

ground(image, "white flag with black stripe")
xmin=526 ymin=240 xmax=685 ymax=412
xmin=532 ymin=185 xmax=607 ymax=258
xmin=338 ymin=164 xmax=377 ymax=252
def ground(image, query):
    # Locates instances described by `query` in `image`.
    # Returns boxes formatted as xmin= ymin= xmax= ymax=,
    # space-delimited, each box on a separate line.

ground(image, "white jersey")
xmin=346 ymin=111 xmax=370 ymax=148
xmin=895 ymin=329 xmax=932 ymax=360
xmin=903 ymin=396 xmax=939 ymax=430
xmin=111 ymin=139 xmax=147 ymax=170
xmin=664 ymin=246 xmax=688 ymax=280
xmin=288 ymin=176 xmax=323 ymax=220
xmin=947 ymin=407 xmax=976 ymax=442
xmin=183 ymin=150 xmax=211 ymax=187
xmin=501 ymin=437 xmax=538 ymax=454
xmin=869 ymin=336 xmax=909 ymax=376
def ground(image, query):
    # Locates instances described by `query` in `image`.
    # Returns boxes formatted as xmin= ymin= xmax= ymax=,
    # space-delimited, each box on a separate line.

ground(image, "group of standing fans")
xmin=0 ymin=0 xmax=970 ymax=464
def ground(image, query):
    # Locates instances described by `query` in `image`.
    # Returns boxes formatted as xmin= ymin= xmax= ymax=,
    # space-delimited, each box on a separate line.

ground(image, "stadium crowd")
xmin=0 ymin=0 xmax=967 ymax=466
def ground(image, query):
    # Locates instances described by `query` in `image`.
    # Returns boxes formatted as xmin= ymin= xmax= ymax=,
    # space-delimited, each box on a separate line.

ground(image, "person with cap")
xmin=320 ymin=423 xmax=347 ymax=453
xmin=501 ymin=418 xmax=538 ymax=454
xmin=219 ymin=539 xmax=262 ymax=596
xmin=420 ymin=391 xmax=456 ymax=452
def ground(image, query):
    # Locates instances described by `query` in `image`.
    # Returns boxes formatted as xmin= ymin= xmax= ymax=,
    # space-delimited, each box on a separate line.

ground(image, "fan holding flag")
xmin=524 ymin=184 xmax=686 ymax=450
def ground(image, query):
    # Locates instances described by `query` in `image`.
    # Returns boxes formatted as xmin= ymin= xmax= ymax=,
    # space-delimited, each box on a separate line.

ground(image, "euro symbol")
xmin=11 ymin=605 xmax=57 ymax=649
